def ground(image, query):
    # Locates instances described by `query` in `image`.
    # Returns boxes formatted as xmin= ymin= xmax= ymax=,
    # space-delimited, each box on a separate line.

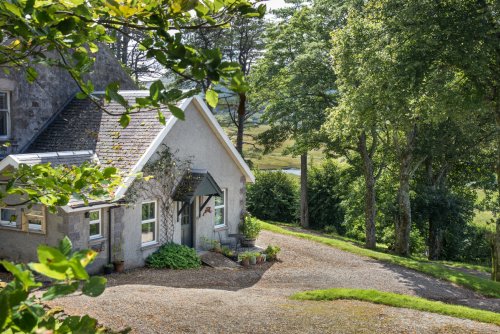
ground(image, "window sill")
xmin=28 ymin=229 xmax=45 ymax=235
xmin=0 ymin=225 xmax=21 ymax=232
xmin=89 ymin=236 xmax=105 ymax=243
xmin=141 ymin=241 xmax=159 ymax=251
xmin=214 ymin=224 xmax=228 ymax=232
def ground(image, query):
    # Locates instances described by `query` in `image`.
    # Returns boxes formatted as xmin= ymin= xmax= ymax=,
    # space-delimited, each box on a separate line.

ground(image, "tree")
xmin=349 ymin=0 xmax=500 ymax=279
xmin=0 ymin=0 xmax=264 ymax=210
xmin=177 ymin=16 xmax=266 ymax=154
xmin=0 ymin=237 xmax=109 ymax=333
xmin=329 ymin=0 xmax=494 ymax=257
xmin=250 ymin=1 xmax=339 ymax=228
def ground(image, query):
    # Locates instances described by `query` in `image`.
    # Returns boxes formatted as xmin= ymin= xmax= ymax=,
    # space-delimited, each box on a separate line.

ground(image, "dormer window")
xmin=0 ymin=91 xmax=11 ymax=139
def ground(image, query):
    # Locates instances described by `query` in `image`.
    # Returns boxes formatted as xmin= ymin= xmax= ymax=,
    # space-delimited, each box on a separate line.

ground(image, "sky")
xmin=265 ymin=0 xmax=289 ymax=9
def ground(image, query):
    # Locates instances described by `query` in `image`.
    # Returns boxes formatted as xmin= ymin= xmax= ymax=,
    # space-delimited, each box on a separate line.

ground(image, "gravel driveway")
xmin=50 ymin=231 xmax=500 ymax=333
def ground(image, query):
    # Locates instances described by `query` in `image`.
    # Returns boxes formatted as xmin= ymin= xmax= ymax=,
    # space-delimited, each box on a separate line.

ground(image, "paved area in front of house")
xmin=49 ymin=231 xmax=500 ymax=333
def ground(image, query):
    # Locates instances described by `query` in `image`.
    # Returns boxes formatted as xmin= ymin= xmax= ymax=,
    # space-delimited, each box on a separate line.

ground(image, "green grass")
xmin=436 ymin=261 xmax=491 ymax=274
xmin=222 ymin=123 xmax=325 ymax=169
xmin=291 ymin=288 xmax=500 ymax=326
xmin=260 ymin=221 xmax=500 ymax=298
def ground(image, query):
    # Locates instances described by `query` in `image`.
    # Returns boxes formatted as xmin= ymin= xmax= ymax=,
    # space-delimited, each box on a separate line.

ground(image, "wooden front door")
xmin=181 ymin=203 xmax=193 ymax=247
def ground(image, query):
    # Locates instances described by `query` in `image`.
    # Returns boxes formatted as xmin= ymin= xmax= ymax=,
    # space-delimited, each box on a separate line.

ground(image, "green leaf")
xmin=59 ymin=237 xmax=72 ymax=257
xmin=149 ymin=80 xmax=164 ymax=102
xmin=119 ymin=114 xmax=130 ymax=128
xmin=3 ymin=2 xmax=23 ymax=18
xmin=29 ymin=262 xmax=68 ymax=280
xmin=26 ymin=67 xmax=38 ymax=84
xmin=157 ymin=110 xmax=166 ymax=125
xmin=105 ymin=82 xmax=128 ymax=107
xmin=102 ymin=167 xmax=117 ymax=178
xmin=206 ymin=89 xmax=218 ymax=108
xmin=42 ymin=282 xmax=79 ymax=301
xmin=82 ymin=276 xmax=107 ymax=297
xmin=168 ymin=105 xmax=185 ymax=120
xmin=37 ymin=245 xmax=66 ymax=265
xmin=1 ymin=261 xmax=40 ymax=290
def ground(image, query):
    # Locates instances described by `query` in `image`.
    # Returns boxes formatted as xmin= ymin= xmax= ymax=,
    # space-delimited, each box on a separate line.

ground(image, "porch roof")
xmin=172 ymin=169 xmax=223 ymax=203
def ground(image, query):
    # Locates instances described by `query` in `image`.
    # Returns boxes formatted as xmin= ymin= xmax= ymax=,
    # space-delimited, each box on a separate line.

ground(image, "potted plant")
xmin=249 ymin=252 xmax=257 ymax=265
xmin=240 ymin=214 xmax=261 ymax=247
xmin=264 ymin=245 xmax=281 ymax=261
xmin=261 ymin=253 xmax=267 ymax=262
xmin=103 ymin=263 xmax=114 ymax=275
xmin=255 ymin=252 xmax=263 ymax=264
xmin=239 ymin=252 xmax=251 ymax=267
xmin=112 ymin=244 xmax=125 ymax=273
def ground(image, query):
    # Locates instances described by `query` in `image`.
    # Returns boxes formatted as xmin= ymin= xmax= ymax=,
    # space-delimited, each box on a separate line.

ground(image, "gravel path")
xmin=49 ymin=231 xmax=500 ymax=333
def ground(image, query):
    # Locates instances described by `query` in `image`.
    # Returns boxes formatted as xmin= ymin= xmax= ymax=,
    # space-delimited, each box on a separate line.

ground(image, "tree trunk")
xmin=300 ymin=153 xmax=309 ymax=228
xmin=394 ymin=128 xmax=416 ymax=257
xmin=358 ymin=132 xmax=377 ymax=249
xmin=493 ymin=86 xmax=500 ymax=281
xmin=428 ymin=215 xmax=443 ymax=260
xmin=235 ymin=92 xmax=246 ymax=155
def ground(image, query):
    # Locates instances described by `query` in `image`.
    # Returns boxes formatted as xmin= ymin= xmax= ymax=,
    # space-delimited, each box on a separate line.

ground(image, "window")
xmin=214 ymin=190 xmax=226 ymax=227
xmin=0 ymin=91 xmax=11 ymax=138
xmin=89 ymin=210 xmax=102 ymax=240
xmin=23 ymin=205 xmax=45 ymax=232
xmin=141 ymin=201 xmax=156 ymax=246
xmin=0 ymin=208 xmax=18 ymax=228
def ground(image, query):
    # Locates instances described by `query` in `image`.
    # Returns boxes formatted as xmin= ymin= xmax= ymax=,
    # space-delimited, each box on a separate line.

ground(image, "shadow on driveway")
xmin=105 ymin=262 xmax=275 ymax=292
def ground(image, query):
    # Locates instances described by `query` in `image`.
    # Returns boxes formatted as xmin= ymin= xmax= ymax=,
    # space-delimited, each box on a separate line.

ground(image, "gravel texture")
xmin=48 ymin=231 xmax=500 ymax=333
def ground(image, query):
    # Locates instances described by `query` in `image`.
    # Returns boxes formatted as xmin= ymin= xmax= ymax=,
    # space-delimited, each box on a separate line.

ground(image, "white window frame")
xmin=141 ymin=200 xmax=157 ymax=247
xmin=0 ymin=208 xmax=18 ymax=228
xmin=88 ymin=210 xmax=102 ymax=240
xmin=0 ymin=91 xmax=11 ymax=139
xmin=214 ymin=189 xmax=226 ymax=228
xmin=23 ymin=205 xmax=46 ymax=233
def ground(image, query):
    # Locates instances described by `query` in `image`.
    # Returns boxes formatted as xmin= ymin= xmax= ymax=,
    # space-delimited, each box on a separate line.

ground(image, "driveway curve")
xmin=50 ymin=230 xmax=500 ymax=333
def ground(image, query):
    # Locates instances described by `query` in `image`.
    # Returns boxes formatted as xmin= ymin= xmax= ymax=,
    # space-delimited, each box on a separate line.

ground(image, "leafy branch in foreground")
xmin=0 ymin=162 xmax=121 ymax=211
xmin=0 ymin=237 xmax=111 ymax=333
xmin=0 ymin=0 xmax=266 ymax=118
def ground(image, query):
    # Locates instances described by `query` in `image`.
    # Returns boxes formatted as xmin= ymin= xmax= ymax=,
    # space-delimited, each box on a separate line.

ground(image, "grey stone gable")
xmin=26 ymin=92 xmax=172 ymax=173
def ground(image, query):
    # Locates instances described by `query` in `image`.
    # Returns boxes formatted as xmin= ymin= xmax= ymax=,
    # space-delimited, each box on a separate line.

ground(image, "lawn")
xmin=260 ymin=221 xmax=500 ymax=298
xmin=291 ymin=288 xmax=500 ymax=326
xmin=221 ymin=123 xmax=325 ymax=169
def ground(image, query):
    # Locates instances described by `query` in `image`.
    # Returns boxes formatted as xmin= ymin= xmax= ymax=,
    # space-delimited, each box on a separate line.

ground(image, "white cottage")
xmin=0 ymin=91 xmax=254 ymax=273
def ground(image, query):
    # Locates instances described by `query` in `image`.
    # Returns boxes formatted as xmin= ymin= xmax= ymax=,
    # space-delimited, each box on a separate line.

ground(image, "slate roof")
xmin=26 ymin=91 xmax=172 ymax=173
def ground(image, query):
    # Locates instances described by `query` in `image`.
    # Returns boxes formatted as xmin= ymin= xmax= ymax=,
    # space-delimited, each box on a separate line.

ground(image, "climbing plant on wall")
xmin=126 ymin=146 xmax=191 ymax=244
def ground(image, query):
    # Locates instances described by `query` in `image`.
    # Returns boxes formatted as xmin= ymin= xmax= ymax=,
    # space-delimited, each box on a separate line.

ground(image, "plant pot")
xmin=241 ymin=238 xmax=256 ymax=247
xmin=103 ymin=265 xmax=114 ymax=275
xmin=249 ymin=255 xmax=257 ymax=265
xmin=113 ymin=261 xmax=125 ymax=273
xmin=261 ymin=254 xmax=267 ymax=262
xmin=241 ymin=258 xmax=250 ymax=267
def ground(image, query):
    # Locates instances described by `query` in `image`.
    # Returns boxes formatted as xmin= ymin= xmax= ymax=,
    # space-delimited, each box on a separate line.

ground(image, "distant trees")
xmin=250 ymin=1 xmax=340 ymax=228
xmin=250 ymin=0 xmax=498 ymax=277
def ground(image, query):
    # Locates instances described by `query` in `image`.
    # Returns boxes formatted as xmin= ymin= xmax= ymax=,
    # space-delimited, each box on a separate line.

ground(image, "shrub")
xmin=308 ymin=160 xmax=346 ymax=233
xmin=240 ymin=214 xmax=262 ymax=239
xmin=146 ymin=243 xmax=201 ymax=269
xmin=247 ymin=170 xmax=299 ymax=223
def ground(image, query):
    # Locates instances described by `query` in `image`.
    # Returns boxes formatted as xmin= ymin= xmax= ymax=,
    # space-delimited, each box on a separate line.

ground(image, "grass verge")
xmin=260 ymin=221 xmax=500 ymax=298
xmin=291 ymin=288 xmax=500 ymax=326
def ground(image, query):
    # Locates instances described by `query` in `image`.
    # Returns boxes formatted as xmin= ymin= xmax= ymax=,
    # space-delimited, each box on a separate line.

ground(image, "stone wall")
xmin=0 ymin=46 xmax=136 ymax=155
